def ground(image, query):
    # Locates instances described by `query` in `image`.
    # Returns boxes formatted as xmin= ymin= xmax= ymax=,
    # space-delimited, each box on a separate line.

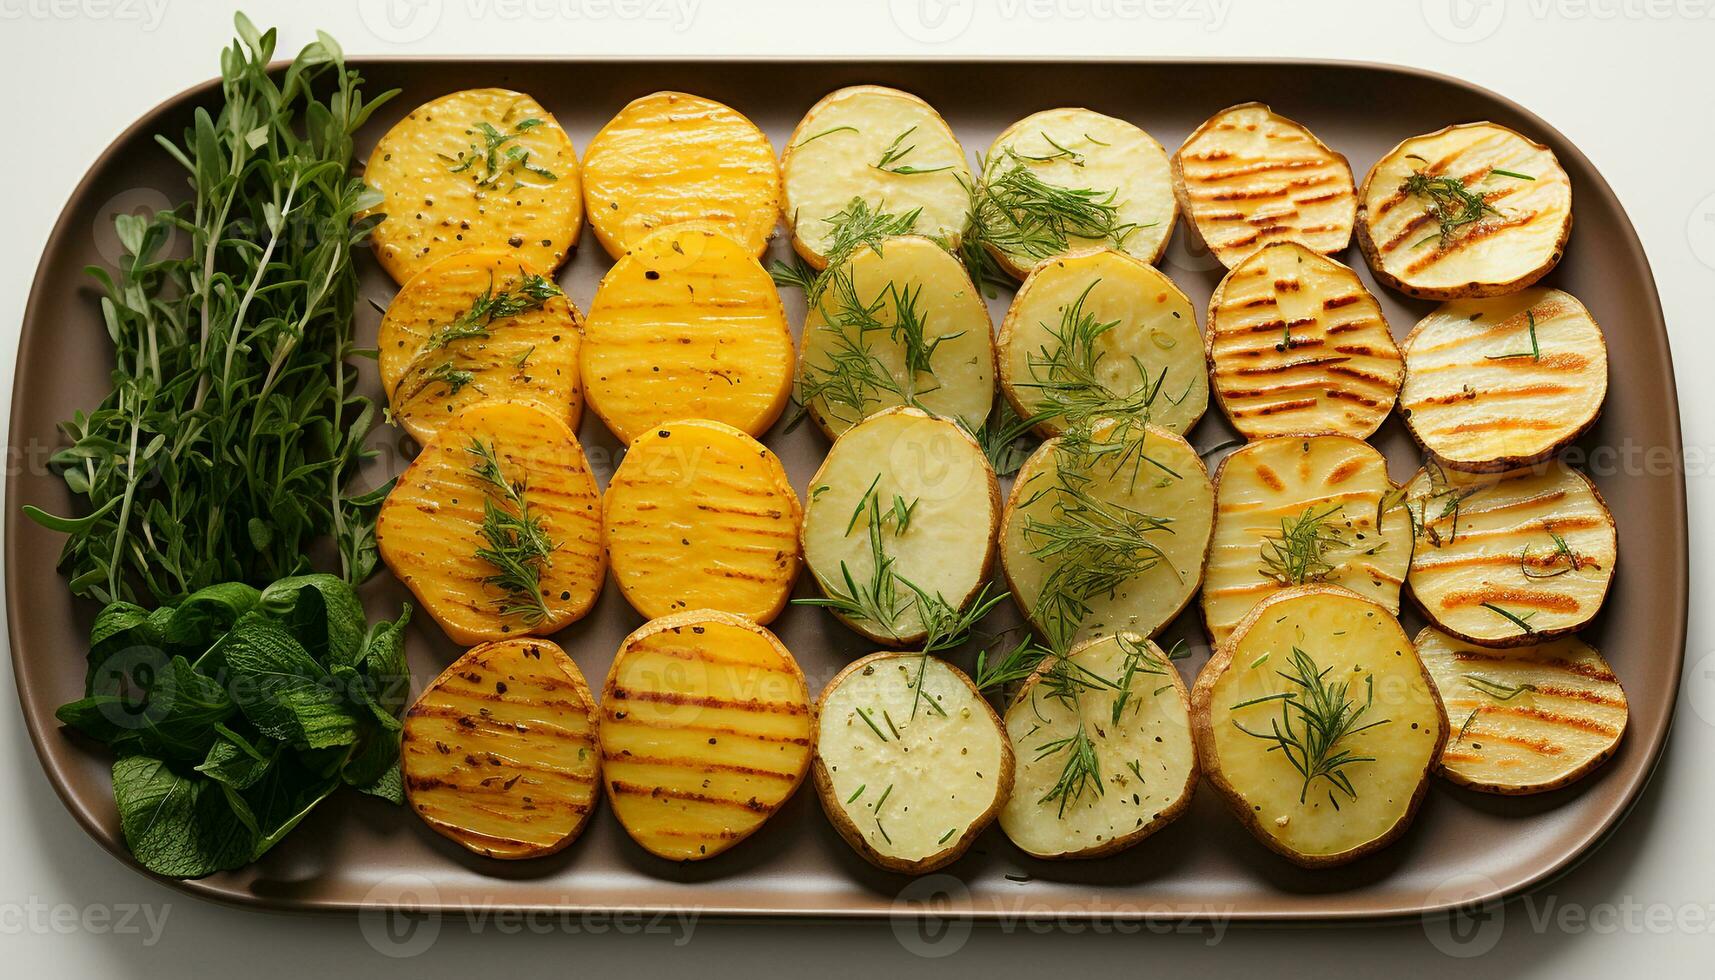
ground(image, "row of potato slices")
xmin=372 ymin=225 xmax=1607 ymax=498
xmin=359 ymin=83 xmax=1572 ymax=303
xmin=395 ymin=588 xmax=1628 ymax=869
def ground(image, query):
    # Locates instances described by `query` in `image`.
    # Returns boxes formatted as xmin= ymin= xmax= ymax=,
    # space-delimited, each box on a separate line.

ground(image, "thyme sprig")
xmin=446 ymin=116 xmax=557 ymax=188
xmin=24 ymin=17 xmax=398 ymax=602
xmin=467 ymin=439 xmax=554 ymax=625
xmin=426 ymin=271 xmax=562 ymax=350
xmin=1231 ymin=646 xmax=1391 ymax=805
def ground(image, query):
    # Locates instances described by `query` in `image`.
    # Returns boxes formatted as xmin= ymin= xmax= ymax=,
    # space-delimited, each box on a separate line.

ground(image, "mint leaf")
xmin=112 ymin=755 xmax=253 ymax=878
xmin=58 ymin=656 xmax=235 ymax=760
xmin=260 ymin=574 xmax=365 ymax=666
xmin=195 ymin=725 xmax=278 ymax=790
xmin=164 ymin=582 xmax=262 ymax=649
xmin=359 ymin=604 xmax=412 ymax=717
xmin=223 ymin=619 xmax=361 ymax=749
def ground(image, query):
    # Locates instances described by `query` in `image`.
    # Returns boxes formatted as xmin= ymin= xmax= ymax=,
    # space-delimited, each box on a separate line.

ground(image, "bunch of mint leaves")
xmin=56 ymin=575 xmax=410 ymax=878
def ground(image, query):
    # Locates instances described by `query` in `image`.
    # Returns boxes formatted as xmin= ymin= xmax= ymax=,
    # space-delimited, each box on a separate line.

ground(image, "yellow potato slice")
xmin=1417 ymin=627 xmax=1627 ymax=794
xmin=379 ymin=250 xmax=583 ymax=445
xmin=583 ymin=91 xmax=781 ymax=259
xmin=600 ymin=611 xmax=812 ymax=861
xmin=377 ymin=402 xmax=605 ymax=645
xmin=1399 ymin=287 xmax=1608 ymax=472
xmin=1402 ymin=462 xmax=1616 ymax=647
xmin=981 ymin=108 xmax=1176 ymax=278
xmin=1192 ymin=586 xmax=1446 ymax=868
xmin=998 ymin=247 xmax=1206 ymax=438
xmin=1000 ymin=420 xmax=1213 ymax=648
xmin=999 ymin=633 xmax=1197 ymax=859
xmin=603 ymin=420 xmax=802 ymax=623
xmin=1206 ymin=241 xmax=1401 ymax=440
xmin=1356 ymin=122 xmax=1572 ymax=300
xmin=781 ymin=85 xmax=972 ymax=268
xmin=813 ymin=652 xmax=1010 ymax=874
xmin=801 ymin=408 xmax=999 ymax=646
xmin=582 ymin=225 xmax=793 ymax=443
xmin=362 ymin=88 xmax=584 ymax=285
xmin=1172 ymin=102 xmax=1356 ymax=269
xmin=797 ymin=235 xmax=994 ymax=438
xmin=402 ymin=638 xmax=599 ymax=859
xmin=1202 ymin=436 xmax=1412 ymax=647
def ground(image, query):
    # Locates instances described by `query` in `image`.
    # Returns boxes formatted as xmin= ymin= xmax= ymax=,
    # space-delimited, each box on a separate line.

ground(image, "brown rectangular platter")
xmin=8 ymin=57 xmax=1687 ymax=921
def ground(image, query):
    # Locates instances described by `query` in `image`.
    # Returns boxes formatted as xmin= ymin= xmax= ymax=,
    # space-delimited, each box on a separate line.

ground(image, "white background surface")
xmin=1 ymin=0 xmax=1711 ymax=974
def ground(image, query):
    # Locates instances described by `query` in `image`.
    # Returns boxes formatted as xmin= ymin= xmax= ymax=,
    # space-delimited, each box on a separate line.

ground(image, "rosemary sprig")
xmin=769 ymin=196 xmax=920 ymax=305
xmin=1480 ymin=602 xmax=1538 ymax=637
xmin=1520 ymin=524 xmax=1592 ymax=579
xmin=795 ymin=124 xmax=858 ymax=147
xmin=1464 ymin=675 xmax=1538 ymax=700
xmin=871 ymin=126 xmax=953 ymax=176
xmin=1014 ymin=279 xmax=1169 ymax=439
xmin=1110 ymin=636 xmax=1186 ymax=726
xmin=974 ymin=636 xmax=1053 ymax=693
xmin=901 ymin=580 xmax=1009 ymax=718
xmin=794 ymin=484 xmax=910 ymax=636
xmin=1258 ymin=504 xmax=1349 ymax=586
xmin=1035 ymin=723 xmax=1103 ymax=817
xmin=1416 ymin=460 xmax=1481 ymax=547
xmin=425 ymin=361 xmax=476 ymax=396
xmin=961 ymin=400 xmax=1048 ymax=477
xmin=961 ymin=149 xmax=1148 ymax=279
xmin=426 ymin=271 xmax=563 ymax=350
xmin=467 ymin=439 xmax=554 ymax=625
xmin=446 ymin=117 xmax=556 ymax=188
xmin=1231 ymin=647 xmax=1391 ymax=805
xmin=1484 ymin=308 xmax=1542 ymax=362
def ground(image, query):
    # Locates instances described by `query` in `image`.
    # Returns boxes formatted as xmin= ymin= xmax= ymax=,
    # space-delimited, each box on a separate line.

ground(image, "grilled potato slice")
xmin=999 ymin=633 xmax=1197 ymax=859
xmin=603 ymin=420 xmax=802 ymax=623
xmin=377 ymin=402 xmax=605 ymax=645
xmin=1202 ymin=436 xmax=1412 ymax=647
xmin=981 ymin=108 xmax=1176 ymax=278
xmin=814 ymin=652 xmax=1011 ymax=873
xmin=1000 ymin=420 xmax=1214 ymax=648
xmin=1172 ymin=103 xmax=1356 ymax=269
xmin=362 ymin=88 xmax=583 ymax=285
xmin=402 ymin=638 xmax=599 ymax=859
xmin=782 ymin=86 xmax=972 ymax=268
xmin=600 ymin=611 xmax=812 ymax=860
xmin=1356 ymin=122 xmax=1572 ymax=300
xmin=801 ymin=408 xmax=999 ymax=645
xmin=1191 ymin=586 xmax=1446 ymax=868
xmin=1403 ymin=462 xmax=1616 ymax=647
xmin=998 ymin=247 xmax=1206 ymax=438
xmin=582 ymin=225 xmax=793 ymax=443
xmin=1400 ymin=287 xmax=1608 ymax=472
xmin=379 ymin=250 xmax=583 ymax=445
xmin=1417 ymin=627 xmax=1627 ymax=794
xmin=583 ymin=91 xmax=781 ymax=259
xmin=797 ymin=234 xmax=994 ymax=438
xmin=1206 ymin=241 xmax=1401 ymax=440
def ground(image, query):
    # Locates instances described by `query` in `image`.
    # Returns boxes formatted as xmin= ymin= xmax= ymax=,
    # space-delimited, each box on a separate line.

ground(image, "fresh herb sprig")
xmin=1258 ymin=504 xmax=1350 ymax=586
xmin=426 ymin=271 xmax=563 ymax=350
xmin=872 ymin=126 xmax=953 ymax=176
xmin=1401 ymin=165 xmax=1532 ymax=249
xmin=24 ymin=15 xmax=399 ymax=603
xmin=467 ymin=440 xmax=555 ymax=625
xmin=959 ymin=149 xmax=1148 ymax=287
xmin=446 ymin=115 xmax=557 ymax=188
xmin=1014 ymin=280 xmax=1177 ymax=443
xmin=1231 ymin=646 xmax=1391 ymax=806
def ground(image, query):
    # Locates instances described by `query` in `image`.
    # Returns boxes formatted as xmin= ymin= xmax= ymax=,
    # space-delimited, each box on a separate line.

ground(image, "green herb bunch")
xmin=25 ymin=15 xmax=400 ymax=605
xmin=56 ymin=575 xmax=412 ymax=878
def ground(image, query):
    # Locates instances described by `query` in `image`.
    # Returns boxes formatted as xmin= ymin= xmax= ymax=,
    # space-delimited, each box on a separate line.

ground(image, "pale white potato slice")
xmin=981 ymin=108 xmax=1177 ymax=278
xmin=801 ymin=408 xmax=1000 ymax=646
xmin=1202 ymin=436 xmax=1412 ymax=647
xmin=1192 ymin=586 xmax=1446 ymax=868
xmin=797 ymin=235 xmax=995 ymax=438
xmin=1416 ymin=627 xmax=1627 ymax=795
xmin=814 ymin=652 xmax=1011 ymax=874
xmin=1172 ymin=102 xmax=1356 ymax=269
xmin=998 ymin=247 xmax=1207 ymax=438
xmin=1356 ymin=122 xmax=1572 ymax=300
xmin=1403 ymin=462 xmax=1616 ymax=647
xmin=1400 ymin=287 xmax=1608 ymax=472
xmin=781 ymin=86 xmax=972 ymax=268
xmin=999 ymin=420 xmax=1214 ymax=648
xmin=1206 ymin=241 xmax=1402 ymax=440
xmin=999 ymin=633 xmax=1197 ymax=859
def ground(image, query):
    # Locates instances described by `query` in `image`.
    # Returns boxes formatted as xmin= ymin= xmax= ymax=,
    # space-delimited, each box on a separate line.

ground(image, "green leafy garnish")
xmin=1231 ymin=647 xmax=1391 ymax=805
xmin=467 ymin=439 xmax=555 ymax=626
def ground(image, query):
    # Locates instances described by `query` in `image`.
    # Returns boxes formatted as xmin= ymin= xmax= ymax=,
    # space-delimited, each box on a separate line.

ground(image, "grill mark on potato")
xmin=1448 ymin=649 xmax=1619 ymax=683
xmin=600 ymin=754 xmax=800 ymax=782
xmin=603 ymin=713 xmax=812 ymax=746
xmin=1436 ymin=587 xmax=1582 ymax=612
xmin=1478 ymin=703 xmax=1623 ymax=737
xmin=609 ymin=686 xmax=809 ymax=715
xmin=605 ymin=778 xmax=776 ymax=812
